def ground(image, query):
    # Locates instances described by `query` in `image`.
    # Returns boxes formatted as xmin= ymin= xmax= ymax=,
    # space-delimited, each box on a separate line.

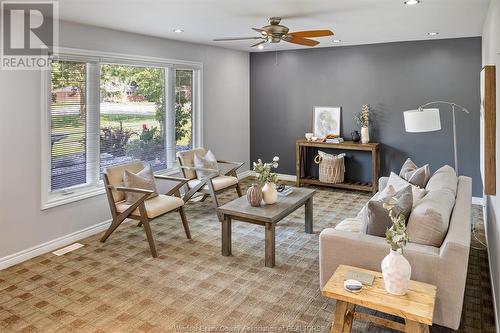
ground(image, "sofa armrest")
xmin=319 ymin=228 xmax=441 ymax=288
xmin=378 ymin=176 xmax=389 ymax=191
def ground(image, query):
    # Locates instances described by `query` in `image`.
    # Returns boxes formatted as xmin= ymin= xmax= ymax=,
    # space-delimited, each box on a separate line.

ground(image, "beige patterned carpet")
xmin=0 ymin=179 xmax=495 ymax=332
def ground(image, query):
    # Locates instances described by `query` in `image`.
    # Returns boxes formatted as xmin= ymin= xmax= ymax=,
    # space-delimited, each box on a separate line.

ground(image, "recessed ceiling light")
xmin=428 ymin=32 xmax=439 ymax=36
xmin=257 ymin=44 xmax=264 ymax=50
xmin=173 ymin=29 xmax=184 ymax=33
xmin=404 ymin=0 xmax=420 ymax=5
xmin=333 ymin=39 xmax=341 ymax=43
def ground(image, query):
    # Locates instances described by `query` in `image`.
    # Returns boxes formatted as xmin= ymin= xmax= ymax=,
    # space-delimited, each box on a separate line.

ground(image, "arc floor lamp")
xmin=403 ymin=101 xmax=470 ymax=173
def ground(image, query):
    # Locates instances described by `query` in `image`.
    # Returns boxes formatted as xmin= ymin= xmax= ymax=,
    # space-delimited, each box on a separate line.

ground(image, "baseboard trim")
xmin=472 ymin=196 xmax=485 ymax=206
xmin=0 ymin=219 xmax=111 ymax=270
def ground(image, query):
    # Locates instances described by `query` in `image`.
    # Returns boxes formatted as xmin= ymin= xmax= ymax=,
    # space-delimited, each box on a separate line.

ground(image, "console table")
xmin=296 ymin=139 xmax=380 ymax=193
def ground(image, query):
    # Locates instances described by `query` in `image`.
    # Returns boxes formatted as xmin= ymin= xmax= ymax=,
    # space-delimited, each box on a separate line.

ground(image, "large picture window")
xmin=43 ymin=51 xmax=202 ymax=208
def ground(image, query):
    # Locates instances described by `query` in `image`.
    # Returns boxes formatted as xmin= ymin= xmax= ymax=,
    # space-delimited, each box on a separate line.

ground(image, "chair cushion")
xmin=399 ymin=158 xmax=430 ymax=188
xmin=194 ymin=150 xmax=220 ymax=180
xmin=407 ymin=189 xmax=455 ymax=247
xmin=188 ymin=175 xmax=238 ymax=191
xmin=176 ymin=148 xmax=207 ymax=180
xmin=123 ymin=165 xmax=158 ymax=204
xmin=104 ymin=160 xmax=144 ymax=202
xmin=425 ymin=165 xmax=458 ymax=196
xmin=115 ymin=194 xmax=184 ymax=219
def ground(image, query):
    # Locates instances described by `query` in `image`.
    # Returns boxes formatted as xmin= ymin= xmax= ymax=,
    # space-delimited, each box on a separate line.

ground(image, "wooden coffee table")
xmin=217 ymin=187 xmax=315 ymax=267
xmin=322 ymin=265 xmax=437 ymax=333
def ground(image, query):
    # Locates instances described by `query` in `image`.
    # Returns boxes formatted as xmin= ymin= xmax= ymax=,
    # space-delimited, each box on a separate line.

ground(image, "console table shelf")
xmin=296 ymin=139 xmax=380 ymax=193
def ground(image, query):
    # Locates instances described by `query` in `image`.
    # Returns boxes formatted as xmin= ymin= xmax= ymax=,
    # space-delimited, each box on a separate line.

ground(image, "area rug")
xmin=0 ymin=179 xmax=495 ymax=332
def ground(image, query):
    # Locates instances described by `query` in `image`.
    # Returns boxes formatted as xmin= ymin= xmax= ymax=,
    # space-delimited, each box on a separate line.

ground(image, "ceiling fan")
xmin=213 ymin=17 xmax=334 ymax=48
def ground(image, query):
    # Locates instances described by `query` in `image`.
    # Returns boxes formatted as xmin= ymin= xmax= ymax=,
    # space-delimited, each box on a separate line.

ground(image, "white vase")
xmin=361 ymin=126 xmax=370 ymax=144
xmin=381 ymin=250 xmax=412 ymax=295
xmin=262 ymin=182 xmax=278 ymax=205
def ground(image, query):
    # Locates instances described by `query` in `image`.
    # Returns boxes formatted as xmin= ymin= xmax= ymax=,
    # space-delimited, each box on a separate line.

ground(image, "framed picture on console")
xmin=313 ymin=106 xmax=341 ymax=138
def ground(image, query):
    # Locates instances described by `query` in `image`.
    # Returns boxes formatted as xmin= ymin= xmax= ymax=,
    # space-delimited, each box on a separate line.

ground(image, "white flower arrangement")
xmin=253 ymin=156 xmax=279 ymax=184
xmin=383 ymin=197 xmax=409 ymax=253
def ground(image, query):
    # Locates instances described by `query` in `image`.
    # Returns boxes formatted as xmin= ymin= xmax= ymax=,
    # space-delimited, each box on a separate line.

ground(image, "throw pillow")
xmin=357 ymin=173 xmax=427 ymax=226
xmin=123 ymin=164 xmax=158 ymax=204
xmin=194 ymin=150 xmax=219 ymax=180
xmin=364 ymin=185 xmax=413 ymax=237
xmin=406 ymin=188 xmax=456 ymax=247
xmin=399 ymin=158 xmax=430 ymax=188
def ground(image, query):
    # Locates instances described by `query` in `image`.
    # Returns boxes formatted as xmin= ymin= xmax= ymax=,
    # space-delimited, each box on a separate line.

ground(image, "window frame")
xmin=41 ymin=47 xmax=203 ymax=210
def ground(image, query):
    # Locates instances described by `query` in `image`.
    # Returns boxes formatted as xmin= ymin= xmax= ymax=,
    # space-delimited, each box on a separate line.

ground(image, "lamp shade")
xmin=403 ymin=108 xmax=441 ymax=132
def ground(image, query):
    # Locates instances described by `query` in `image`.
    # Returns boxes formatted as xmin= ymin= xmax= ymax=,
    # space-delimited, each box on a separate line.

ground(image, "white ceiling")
xmin=55 ymin=0 xmax=490 ymax=52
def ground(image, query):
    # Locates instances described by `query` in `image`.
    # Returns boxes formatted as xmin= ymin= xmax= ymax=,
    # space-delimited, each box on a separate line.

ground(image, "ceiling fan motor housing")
xmin=262 ymin=17 xmax=289 ymax=43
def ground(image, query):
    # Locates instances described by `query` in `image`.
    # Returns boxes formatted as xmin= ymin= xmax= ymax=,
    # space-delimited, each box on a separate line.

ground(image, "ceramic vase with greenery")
xmin=381 ymin=197 xmax=411 ymax=295
xmin=354 ymin=104 xmax=370 ymax=144
xmin=253 ymin=156 xmax=279 ymax=205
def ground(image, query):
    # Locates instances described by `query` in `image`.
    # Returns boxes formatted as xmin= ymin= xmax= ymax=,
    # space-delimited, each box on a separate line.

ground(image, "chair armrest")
xmin=154 ymin=175 xmax=190 ymax=197
xmin=179 ymin=165 xmax=219 ymax=174
xmin=154 ymin=175 xmax=189 ymax=184
xmin=217 ymin=161 xmax=244 ymax=176
xmin=111 ymin=186 xmax=155 ymax=195
xmin=217 ymin=160 xmax=244 ymax=167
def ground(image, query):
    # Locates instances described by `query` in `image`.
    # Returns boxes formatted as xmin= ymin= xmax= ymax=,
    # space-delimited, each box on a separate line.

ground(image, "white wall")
xmin=0 ymin=20 xmax=249 ymax=263
xmin=482 ymin=0 xmax=500 ymax=330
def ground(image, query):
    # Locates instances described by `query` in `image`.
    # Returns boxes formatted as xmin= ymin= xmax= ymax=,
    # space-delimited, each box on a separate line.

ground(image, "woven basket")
xmin=314 ymin=151 xmax=345 ymax=184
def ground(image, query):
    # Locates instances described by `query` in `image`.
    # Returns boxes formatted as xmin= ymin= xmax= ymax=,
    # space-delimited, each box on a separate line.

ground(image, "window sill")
xmin=41 ymin=166 xmax=180 ymax=210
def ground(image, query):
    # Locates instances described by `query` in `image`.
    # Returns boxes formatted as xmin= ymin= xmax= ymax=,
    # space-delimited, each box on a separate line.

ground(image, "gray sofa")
xmin=319 ymin=173 xmax=472 ymax=330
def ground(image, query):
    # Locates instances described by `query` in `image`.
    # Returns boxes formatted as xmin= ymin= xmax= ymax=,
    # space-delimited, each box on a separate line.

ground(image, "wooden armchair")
xmin=101 ymin=161 xmax=191 ymax=257
xmin=176 ymin=148 xmax=243 ymax=211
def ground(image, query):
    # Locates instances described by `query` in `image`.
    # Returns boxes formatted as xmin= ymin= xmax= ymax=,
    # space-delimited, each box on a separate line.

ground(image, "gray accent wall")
xmin=250 ymin=37 xmax=482 ymax=196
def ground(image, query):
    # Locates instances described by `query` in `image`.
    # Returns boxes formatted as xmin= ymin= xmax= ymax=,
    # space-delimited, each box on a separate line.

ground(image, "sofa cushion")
xmin=364 ymin=185 xmax=413 ymax=237
xmin=123 ymin=165 xmax=159 ymax=204
xmin=335 ymin=218 xmax=363 ymax=232
xmin=425 ymin=165 xmax=458 ymax=196
xmin=399 ymin=158 xmax=430 ymax=188
xmin=407 ymin=188 xmax=456 ymax=247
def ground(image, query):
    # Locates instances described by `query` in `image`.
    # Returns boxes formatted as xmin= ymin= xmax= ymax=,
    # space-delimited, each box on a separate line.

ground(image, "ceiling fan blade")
xmin=288 ymin=30 xmax=334 ymax=38
xmin=252 ymin=27 xmax=267 ymax=34
xmin=251 ymin=40 xmax=267 ymax=48
xmin=213 ymin=36 xmax=262 ymax=41
xmin=284 ymin=36 xmax=320 ymax=47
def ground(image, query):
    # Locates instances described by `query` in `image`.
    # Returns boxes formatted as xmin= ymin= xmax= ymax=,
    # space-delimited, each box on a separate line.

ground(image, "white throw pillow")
xmin=194 ymin=150 xmax=219 ymax=180
xmin=123 ymin=164 xmax=158 ymax=204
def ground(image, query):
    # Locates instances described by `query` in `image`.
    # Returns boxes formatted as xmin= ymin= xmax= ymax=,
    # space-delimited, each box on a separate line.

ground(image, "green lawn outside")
xmin=51 ymin=113 xmax=192 ymax=158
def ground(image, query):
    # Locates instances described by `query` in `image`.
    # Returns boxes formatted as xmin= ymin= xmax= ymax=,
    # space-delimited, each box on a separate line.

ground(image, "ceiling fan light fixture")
xmin=173 ymin=28 xmax=184 ymax=33
xmin=404 ymin=0 xmax=421 ymax=5
xmin=332 ymin=39 xmax=341 ymax=43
